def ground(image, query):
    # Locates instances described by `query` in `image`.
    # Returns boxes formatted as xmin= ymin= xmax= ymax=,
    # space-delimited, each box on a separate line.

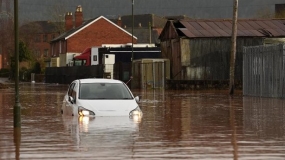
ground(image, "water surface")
xmin=0 ymin=83 xmax=285 ymax=159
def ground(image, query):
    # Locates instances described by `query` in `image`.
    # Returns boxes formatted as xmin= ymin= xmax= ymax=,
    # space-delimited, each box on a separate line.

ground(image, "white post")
xmin=31 ymin=73 xmax=35 ymax=83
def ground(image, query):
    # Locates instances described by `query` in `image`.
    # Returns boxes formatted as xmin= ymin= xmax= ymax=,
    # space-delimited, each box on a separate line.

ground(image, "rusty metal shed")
xmin=176 ymin=19 xmax=285 ymax=38
xmin=159 ymin=19 xmax=285 ymax=84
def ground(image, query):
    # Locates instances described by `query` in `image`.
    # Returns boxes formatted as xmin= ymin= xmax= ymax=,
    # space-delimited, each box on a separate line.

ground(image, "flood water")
xmin=1 ymin=83 xmax=285 ymax=160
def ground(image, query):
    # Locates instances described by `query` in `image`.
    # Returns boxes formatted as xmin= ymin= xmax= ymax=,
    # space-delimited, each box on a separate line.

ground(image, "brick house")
xmin=50 ymin=6 xmax=137 ymax=67
xmin=0 ymin=15 xmax=13 ymax=69
xmin=20 ymin=21 xmax=61 ymax=65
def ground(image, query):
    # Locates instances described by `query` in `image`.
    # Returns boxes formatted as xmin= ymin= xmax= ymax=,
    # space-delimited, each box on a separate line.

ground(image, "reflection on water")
xmin=243 ymin=97 xmax=285 ymax=138
xmin=14 ymin=128 xmax=21 ymax=160
xmin=62 ymin=115 xmax=140 ymax=156
xmin=0 ymin=85 xmax=285 ymax=159
xmin=242 ymin=97 xmax=285 ymax=159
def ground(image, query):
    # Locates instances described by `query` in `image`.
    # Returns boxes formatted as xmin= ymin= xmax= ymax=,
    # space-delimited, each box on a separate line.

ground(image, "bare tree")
xmin=19 ymin=21 xmax=42 ymax=47
xmin=45 ymin=2 xmax=68 ymax=34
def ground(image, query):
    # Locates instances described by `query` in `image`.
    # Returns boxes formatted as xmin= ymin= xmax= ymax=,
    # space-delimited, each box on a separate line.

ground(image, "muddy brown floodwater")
xmin=0 ymin=83 xmax=285 ymax=160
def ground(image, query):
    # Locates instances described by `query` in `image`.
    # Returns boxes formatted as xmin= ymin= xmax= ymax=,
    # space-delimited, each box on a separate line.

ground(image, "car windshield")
xmin=79 ymin=83 xmax=133 ymax=100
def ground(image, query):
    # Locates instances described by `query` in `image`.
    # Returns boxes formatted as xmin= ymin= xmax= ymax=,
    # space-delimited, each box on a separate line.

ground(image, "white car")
xmin=61 ymin=78 xmax=142 ymax=119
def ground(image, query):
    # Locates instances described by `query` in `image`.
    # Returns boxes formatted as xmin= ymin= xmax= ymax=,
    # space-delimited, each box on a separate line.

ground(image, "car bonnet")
xmin=77 ymin=99 xmax=138 ymax=116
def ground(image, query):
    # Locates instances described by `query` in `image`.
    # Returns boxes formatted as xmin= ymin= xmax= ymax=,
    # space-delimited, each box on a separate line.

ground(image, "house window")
xmin=35 ymin=35 xmax=41 ymax=42
xmin=52 ymin=34 xmax=56 ymax=39
xmin=34 ymin=49 xmax=41 ymax=57
xmin=44 ymin=49 xmax=49 ymax=57
xmin=43 ymin=34 xmax=48 ymax=42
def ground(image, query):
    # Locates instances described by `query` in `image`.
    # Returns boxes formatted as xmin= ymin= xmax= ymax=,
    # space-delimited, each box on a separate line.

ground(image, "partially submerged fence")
xmin=243 ymin=44 xmax=285 ymax=98
xmin=45 ymin=65 xmax=104 ymax=84
xmin=45 ymin=63 xmax=132 ymax=85
xmin=132 ymin=60 xmax=170 ymax=89
xmin=45 ymin=61 xmax=169 ymax=89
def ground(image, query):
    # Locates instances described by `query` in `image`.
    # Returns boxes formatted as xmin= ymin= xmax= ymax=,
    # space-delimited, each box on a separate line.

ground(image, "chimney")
xmin=117 ymin=16 xmax=122 ymax=27
xmin=75 ymin=5 xmax=83 ymax=28
xmin=65 ymin=12 xmax=73 ymax=31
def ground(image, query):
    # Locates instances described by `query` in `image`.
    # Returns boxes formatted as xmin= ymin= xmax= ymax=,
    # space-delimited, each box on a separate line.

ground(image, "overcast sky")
xmin=6 ymin=0 xmax=285 ymax=21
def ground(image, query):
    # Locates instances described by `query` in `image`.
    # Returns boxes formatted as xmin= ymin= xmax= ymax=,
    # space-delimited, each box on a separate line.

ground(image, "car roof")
xmin=76 ymin=78 xmax=123 ymax=84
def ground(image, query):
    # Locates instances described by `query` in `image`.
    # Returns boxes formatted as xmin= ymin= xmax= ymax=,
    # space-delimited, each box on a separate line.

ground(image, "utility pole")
xmin=130 ymin=0 xmax=134 ymax=88
xmin=13 ymin=1 xmax=21 ymax=157
xmin=131 ymin=0 xmax=134 ymax=62
xmin=229 ymin=0 xmax=238 ymax=95
xmin=149 ymin=22 xmax=152 ymax=44
xmin=14 ymin=0 xmax=21 ymax=127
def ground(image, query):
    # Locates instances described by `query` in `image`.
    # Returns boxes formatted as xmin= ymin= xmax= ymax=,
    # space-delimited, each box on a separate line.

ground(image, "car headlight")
xmin=78 ymin=106 xmax=95 ymax=116
xmin=129 ymin=106 xmax=143 ymax=119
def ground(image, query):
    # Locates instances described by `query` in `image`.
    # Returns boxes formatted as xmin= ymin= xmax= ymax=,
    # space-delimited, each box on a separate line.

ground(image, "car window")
xmin=67 ymin=83 xmax=75 ymax=96
xmin=79 ymin=83 xmax=133 ymax=100
xmin=72 ymin=82 xmax=78 ymax=102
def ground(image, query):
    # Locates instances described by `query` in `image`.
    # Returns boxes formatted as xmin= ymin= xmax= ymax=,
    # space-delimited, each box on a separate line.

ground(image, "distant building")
xmin=110 ymin=14 xmax=168 ymax=44
xmin=110 ymin=14 xmax=192 ymax=44
xmin=20 ymin=21 xmax=61 ymax=66
xmin=0 ymin=4 xmax=13 ymax=69
xmin=50 ymin=6 xmax=137 ymax=67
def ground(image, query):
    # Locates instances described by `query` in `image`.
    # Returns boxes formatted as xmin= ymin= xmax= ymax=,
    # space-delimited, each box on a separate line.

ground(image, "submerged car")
xmin=61 ymin=78 xmax=142 ymax=119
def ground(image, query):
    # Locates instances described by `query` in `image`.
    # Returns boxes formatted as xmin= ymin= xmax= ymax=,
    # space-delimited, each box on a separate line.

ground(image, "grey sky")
xmin=12 ymin=0 xmax=285 ymax=21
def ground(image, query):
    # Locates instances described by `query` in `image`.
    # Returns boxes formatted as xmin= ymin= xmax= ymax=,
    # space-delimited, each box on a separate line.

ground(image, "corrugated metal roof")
xmin=178 ymin=19 xmax=285 ymax=38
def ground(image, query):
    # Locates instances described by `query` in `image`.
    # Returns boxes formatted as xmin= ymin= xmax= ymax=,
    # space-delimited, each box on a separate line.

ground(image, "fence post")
xmin=31 ymin=73 xmax=35 ymax=83
xmin=281 ymin=44 xmax=285 ymax=98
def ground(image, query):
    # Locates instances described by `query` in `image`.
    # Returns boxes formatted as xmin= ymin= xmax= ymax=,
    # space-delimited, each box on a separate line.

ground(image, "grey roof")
xmin=110 ymin=14 xmax=167 ymax=29
xmin=125 ymin=28 xmax=160 ymax=44
xmin=20 ymin=21 xmax=59 ymax=34
xmin=176 ymin=19 xmax=285 ymax=38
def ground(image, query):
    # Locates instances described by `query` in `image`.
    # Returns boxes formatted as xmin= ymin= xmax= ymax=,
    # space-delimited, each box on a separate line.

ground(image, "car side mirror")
xmin=68 ymin=96 xmax=75 ymax=104
xmin=135 ymin=96 xmax=140 ymax=103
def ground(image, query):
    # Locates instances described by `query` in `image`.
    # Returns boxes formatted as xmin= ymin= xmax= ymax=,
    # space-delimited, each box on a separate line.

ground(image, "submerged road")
xmin=0 ymin=83 xmax=284 ymax=159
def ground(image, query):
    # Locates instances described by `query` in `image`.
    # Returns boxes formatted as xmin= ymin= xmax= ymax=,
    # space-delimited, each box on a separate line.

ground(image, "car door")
xmin=65 ymin=81 xmax=77 ymax=116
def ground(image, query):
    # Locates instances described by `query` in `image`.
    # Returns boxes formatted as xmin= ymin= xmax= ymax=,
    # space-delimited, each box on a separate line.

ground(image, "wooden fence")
xmin=45 ymin=62 xmax=168 ymax=89
xmin=243 ymin=44 xmax=285 ymax=98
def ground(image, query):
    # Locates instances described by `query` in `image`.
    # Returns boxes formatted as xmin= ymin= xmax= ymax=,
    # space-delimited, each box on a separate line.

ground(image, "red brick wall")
xmin=51 ymin=40 xmax=67 ymax=57
xmin=67 ymin=18 xmax=137 ymax=53
xmin=27 ymin=32 xmax=59 ymax=58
